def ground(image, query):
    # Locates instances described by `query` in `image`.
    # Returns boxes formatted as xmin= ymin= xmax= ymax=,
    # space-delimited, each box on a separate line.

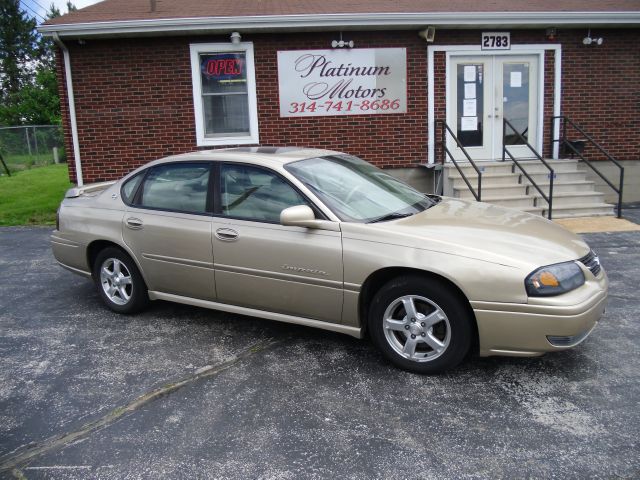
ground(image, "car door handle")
xmin=125 ymin=217 xmax=143 ymax=229
xmin=215 ymin=228 xmax=239 ymax=242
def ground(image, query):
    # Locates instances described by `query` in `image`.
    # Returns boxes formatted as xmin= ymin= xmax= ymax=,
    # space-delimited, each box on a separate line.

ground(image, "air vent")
xmin=579 ymin=250 xmax=601 ymax=277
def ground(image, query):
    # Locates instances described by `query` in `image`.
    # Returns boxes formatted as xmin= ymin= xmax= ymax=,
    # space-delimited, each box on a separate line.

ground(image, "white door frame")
xmin=427 ymin=44 xmax=562 ymax=164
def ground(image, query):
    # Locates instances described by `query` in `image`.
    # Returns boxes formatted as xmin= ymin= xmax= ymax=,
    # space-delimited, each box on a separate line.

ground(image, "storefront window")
xmin=189 ymin=43 xmax=259 ymax=146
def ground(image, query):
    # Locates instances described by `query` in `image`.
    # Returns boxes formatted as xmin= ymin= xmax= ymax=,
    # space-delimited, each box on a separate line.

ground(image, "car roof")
xmin=154 ymin=147 xmax=340 ymax=168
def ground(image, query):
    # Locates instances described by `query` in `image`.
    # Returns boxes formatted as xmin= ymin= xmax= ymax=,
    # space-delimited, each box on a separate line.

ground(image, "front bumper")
xmin=473 ymin=271 xmax=608 ymax=357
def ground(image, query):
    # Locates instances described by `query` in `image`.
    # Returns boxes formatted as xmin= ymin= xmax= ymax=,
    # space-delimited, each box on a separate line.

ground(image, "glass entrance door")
xmin=448 ymin=55 xmax=539 ymax=161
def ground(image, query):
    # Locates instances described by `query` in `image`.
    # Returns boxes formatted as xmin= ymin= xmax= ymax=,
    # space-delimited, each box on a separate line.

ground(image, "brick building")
xmin=40 ymin=0 xmax=640 ymax=208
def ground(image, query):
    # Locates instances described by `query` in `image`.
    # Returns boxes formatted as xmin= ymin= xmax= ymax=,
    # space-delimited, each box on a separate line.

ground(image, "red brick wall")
xmin=56 ymin=28 xmax=639 ymax=184
xmin=559 ymin=29 xmax=640 ymax=161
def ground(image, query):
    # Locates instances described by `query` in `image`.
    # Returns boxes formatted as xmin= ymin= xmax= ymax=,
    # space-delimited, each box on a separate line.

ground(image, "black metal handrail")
xmin=503 ymin=118 xmax=554 ymax=219
xmin=550 ymin=115 xmax=624 ymax=218
xmin=436 ymin=120 xmax=481 ymax=201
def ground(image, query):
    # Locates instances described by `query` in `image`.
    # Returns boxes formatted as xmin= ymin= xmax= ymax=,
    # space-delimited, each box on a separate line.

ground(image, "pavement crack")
xmin=0 ymin=339 xmax=280 ymax=473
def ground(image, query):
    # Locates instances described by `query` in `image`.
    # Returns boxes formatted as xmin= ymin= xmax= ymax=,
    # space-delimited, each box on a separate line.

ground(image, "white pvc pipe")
xmin=53 ymin=33 xmax=83 ymax=186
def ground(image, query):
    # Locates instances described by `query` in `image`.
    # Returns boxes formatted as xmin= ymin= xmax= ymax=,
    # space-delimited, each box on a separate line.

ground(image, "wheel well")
xmin=358 ymin=267 xmax=479 ymax=352
xmin=87 ymin=240 xmax=125 ymax=274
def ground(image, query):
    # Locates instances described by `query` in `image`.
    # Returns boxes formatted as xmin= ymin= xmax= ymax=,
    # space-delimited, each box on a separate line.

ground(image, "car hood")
xmin=340 ymin=197 xmax=590 ymax=269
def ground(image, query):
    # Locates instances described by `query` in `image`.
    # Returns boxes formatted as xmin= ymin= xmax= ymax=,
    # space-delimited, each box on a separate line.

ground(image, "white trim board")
xmin=189 ymin=42 xmax=260 ymax=147
xmin=39 ymin=12 xmax=640 ymax=38
xmin=427 ymin=44 xmax=561 ymax=164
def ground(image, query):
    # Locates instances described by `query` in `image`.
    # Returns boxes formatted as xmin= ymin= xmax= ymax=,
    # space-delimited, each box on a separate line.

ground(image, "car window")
xmin=121 ymin=171 xmax=144 ymax=204
xmin=285 ymin=155 xmax=436 ymax=223
xmin=220 ymin=164 xmax=308 ymax=222
xmin=137 ymin=163 xmax=211 ymax=214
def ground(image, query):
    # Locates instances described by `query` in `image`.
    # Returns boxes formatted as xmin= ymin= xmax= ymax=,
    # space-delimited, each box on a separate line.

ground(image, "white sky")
xmin=22 ymin=0 xmax=103 ymax=24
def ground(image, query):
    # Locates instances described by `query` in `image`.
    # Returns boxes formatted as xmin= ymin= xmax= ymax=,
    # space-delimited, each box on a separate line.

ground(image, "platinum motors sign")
xmin=277 ymin=48 xmax=407 ymax=117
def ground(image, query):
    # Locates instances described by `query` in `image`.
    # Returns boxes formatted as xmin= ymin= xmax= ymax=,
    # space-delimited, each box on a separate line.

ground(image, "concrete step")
xmin=513 ymin=159 xmax=581 ymax=174
xmin=530 ymin=180 xmax=596 ymax=193
xmin=447 ymin=159 xmax=581 ymax=175
xmin=481 ymin=195 xmax=537 ymax=208
xmin=534 ymin=191 xmax=606 ymax=208
xmin=446 ymin=162 xmax=513 ymax=176
xmin=443 ymin=158 xmax=616 ymax=218
xmin=448 ymin=172 xmax=520 ymax=188
xmin=455 ymin=184 xmax=528 ymax=199
xmin=527 ymin=171 xmax=588 ymax=184
xmin=550 ymin=203 xmax=616 ymax=219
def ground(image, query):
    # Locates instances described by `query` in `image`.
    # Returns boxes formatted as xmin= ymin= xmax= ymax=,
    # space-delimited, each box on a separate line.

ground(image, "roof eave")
xmin=38 ymin=11 xmax=640 ymax=38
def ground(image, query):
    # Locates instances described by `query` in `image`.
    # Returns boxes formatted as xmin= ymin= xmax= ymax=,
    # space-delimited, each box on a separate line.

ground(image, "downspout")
xmin=53 ymin=33 xmax=83 ymax=186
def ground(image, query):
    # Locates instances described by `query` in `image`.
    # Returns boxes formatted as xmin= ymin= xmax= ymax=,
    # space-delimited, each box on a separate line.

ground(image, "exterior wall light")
xmin=418 ymin=26 xmax=436 ymax=43
xmin=331 ymin=32 xmax=354 ymax=48
xmin=230 ymin=32 xmax=242 ymax=45
xmin=331 ymin=40 xmax=354 ymax=48
xmin=583 ymin=29 xmax=603 ymax=46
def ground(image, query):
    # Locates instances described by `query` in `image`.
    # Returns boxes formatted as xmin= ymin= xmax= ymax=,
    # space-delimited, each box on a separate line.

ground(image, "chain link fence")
xmin=0 ymin=125 xmax=66 ymax=175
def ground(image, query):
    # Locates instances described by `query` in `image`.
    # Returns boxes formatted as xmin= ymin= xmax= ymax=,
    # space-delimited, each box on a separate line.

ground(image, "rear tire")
xmin=93 ymin=247 xmax=149 ymax=314
xmin=368 ymin=275 xmax=472 ymax=374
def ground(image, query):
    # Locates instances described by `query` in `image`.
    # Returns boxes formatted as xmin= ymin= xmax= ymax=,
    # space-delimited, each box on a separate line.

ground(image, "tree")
xmin=11 ymin=68 xmax=60 ymax=125
xmin=0 ymin=1 xmax=77 ymax=126
xmin=0 ymin=0 xmax=38 ymax=117
xmin=0 ymin=0 xmax=38 ymax=94
xmin=37 ymin=3 xmax=62 ymax=70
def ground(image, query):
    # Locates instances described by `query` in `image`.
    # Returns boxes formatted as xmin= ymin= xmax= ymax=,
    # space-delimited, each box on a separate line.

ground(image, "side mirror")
xmin=280 ymin=205 xmax=317 ymax=227
xmin=280 ymin=205 xmax=340 ymax=231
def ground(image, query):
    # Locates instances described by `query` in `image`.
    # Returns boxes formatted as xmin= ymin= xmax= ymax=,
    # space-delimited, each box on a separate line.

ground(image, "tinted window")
xmin=137 ymin=163 xmax=211 ymax=214
xmin=220 ymin=164 xmax=307 ymax=222
xmin=121 ymin=172 xmax=144 ymax=204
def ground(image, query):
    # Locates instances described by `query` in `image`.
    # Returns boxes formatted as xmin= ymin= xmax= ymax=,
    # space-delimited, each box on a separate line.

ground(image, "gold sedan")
xmin=51 ymin=148 xmax=607 ymax=373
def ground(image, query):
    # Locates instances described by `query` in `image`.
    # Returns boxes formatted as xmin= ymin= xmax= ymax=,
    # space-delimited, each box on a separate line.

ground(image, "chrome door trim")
xmin=214 ymin=262 xmax=343 ymax=289
xmin=142 ymin=253 xmax=215 ymax=269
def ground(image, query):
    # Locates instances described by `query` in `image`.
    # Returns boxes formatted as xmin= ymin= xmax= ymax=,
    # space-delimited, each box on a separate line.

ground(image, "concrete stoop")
xmin=442 ymin=159 xmax=615 ymax=218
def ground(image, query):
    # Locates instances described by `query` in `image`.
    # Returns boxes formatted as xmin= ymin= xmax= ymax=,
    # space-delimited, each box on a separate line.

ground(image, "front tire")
xmin=93 ymin=247 xmax=149 ymax=314
xmin=368 ymin=275 xmax=472 ymax=374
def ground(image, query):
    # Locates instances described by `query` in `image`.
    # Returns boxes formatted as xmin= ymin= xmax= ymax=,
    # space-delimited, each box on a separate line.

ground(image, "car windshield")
xmin=285 ymin=155 xmax=438 ymax=223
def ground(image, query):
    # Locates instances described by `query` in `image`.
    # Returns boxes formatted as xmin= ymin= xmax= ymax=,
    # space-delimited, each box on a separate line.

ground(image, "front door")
xmin=211 ymin=162 xmax=344 ymax=324
xmin=448 ymin=55 xmax=539 ymax=160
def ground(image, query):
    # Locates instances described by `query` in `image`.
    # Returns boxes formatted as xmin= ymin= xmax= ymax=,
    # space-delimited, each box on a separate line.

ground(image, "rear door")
xmin=210 ymin=162 xmax=344 ymax=323
xmin=122 ymin=162 xmax=216 ymax=301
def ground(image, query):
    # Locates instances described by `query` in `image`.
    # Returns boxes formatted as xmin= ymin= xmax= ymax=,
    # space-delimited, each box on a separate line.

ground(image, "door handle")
xmin=215 ymin=228 xmax=239 ymax=242
xmin=125 ymin=217 xmax=143 ymax=229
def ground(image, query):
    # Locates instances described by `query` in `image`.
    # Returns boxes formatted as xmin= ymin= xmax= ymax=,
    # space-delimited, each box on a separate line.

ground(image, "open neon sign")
xmin=201 ymin=54 xmax=245 ymax=79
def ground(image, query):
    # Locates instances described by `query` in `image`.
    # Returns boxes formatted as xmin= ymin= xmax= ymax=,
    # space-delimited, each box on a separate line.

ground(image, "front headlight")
xmin=525 ymin=261 xmax=585 ymax=297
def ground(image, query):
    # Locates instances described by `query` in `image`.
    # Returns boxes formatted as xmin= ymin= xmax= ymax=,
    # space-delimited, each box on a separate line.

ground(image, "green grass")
xmin=0 ymin=164 xmax=73 ymax=226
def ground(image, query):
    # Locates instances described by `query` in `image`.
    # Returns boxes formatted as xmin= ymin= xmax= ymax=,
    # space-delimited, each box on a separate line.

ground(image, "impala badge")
xmin=282 ymin=264 xmax=328 ymax=276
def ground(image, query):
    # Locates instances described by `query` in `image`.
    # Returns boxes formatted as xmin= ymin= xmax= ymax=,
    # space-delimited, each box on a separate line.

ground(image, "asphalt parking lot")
xmin=1 ymin=210 xmax=639 ymax=479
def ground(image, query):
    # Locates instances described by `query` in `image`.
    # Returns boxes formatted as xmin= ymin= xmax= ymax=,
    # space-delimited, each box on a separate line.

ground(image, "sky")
xmin=20 ymin=0 xmax=103 ymax=24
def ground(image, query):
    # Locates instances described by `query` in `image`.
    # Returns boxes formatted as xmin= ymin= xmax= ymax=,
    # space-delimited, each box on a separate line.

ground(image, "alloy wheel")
xmin=382 ymin=294 xmax=451 ymax=362
xmin=99 ymin=257 xmax=133 ymax=306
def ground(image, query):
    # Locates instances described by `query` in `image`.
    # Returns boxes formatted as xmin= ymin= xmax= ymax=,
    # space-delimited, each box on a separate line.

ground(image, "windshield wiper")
xmin=367 ymin=211 xmax=414 ymax=223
